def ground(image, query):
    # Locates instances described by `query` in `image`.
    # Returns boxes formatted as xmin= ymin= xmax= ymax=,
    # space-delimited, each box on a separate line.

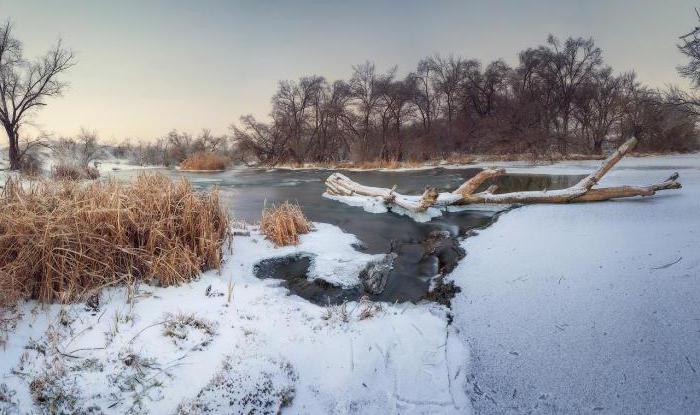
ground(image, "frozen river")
xmin=449 ymin=155 xmax=700 ymax=414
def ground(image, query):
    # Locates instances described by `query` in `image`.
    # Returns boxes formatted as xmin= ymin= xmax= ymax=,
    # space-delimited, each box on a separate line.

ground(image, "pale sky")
xmin=1 ymin=0 xmax=698 ymax=142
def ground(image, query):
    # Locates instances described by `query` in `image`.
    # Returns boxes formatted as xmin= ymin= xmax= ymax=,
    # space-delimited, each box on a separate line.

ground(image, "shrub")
xmin=51 ymin=164 xmax=100 ymax=181
xmin=19 ymin=153 xmax=43 ymax=177
xmin=179 ymin=152 xmax=229 ymax=171
xmin=84 ymin=166 xmax=100 ymax=180
xmin=0 ymin=174 xmax=231 ymax=306
xmin=260 ymin=201 xmax=311 ymax=246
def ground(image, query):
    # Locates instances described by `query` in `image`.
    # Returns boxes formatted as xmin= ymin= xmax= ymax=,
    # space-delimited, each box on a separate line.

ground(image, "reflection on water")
xmin=110 ymin=167 xmax=583 ymax=303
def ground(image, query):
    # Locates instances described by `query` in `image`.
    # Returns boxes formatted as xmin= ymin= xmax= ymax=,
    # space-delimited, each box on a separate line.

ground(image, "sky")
xmin=1 ymin=0 xmax=698 ymax=143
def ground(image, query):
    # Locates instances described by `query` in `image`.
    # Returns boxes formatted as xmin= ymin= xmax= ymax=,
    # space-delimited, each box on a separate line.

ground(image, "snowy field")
xmin=0 ymin=154 xmax=697 ymax=414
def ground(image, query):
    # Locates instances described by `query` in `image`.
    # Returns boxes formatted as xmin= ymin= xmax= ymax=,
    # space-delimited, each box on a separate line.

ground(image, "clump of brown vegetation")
xmin=0 ymin=174 xmax=231 ymax=306
xmin=179 ymin=152 xmax=229 ymax=171
xmin=260 ymin=201 xmax=312 ymax=246
xmin=348 ymin=159 xmax=425 ymax=169
xmin=51 ymin=163 xmax=100 ymax=180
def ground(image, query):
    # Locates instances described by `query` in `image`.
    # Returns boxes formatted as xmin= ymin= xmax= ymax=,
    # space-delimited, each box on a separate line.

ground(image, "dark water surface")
xmin=113 ymin=167 xmax=582 ymax=304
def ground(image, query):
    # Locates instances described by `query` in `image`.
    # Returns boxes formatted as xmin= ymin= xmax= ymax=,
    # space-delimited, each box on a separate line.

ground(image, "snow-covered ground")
xmin=0 ymin=153 xmax=697 ymax=414
xmin=94 ymin=159 xmax=162 ymax=175
xmin=0 ymin=223 xmax=470 ymax=414
xmin=448 ymin=153 xmax=700 ymax=414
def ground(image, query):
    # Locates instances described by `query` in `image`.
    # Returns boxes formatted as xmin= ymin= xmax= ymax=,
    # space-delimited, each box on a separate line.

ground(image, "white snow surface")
xmin=96 ymin=159 xmax=162 ymax=175
xmin=258 ymin=222 xmax=386 ymax=288
xmin=0 ymin=223 xmax=470 ymax=414
xmin=447 ymin=153 xmax=700 ymax=413
xmin=323 ymin=193 xmax=444 ymax=222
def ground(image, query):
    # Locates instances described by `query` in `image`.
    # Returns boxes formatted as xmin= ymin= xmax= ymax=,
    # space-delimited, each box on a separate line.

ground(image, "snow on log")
xmin=574 ymin=137 xmax=638 ymax=191
xmin=323 ymin=137 xmax=682 ymax=212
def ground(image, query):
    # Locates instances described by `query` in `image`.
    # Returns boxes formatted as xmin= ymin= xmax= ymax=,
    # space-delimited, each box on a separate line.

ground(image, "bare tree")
xmin=385 ymin=78 xmax=415 ymax=160
xmin=0 ymin=20 xmax=75 ymax=170
xmin=672 ymin=8 xmax=700 ymax=114
xmin=348 ymin=62 xmax=394 ymax=159
xmin=76 ymin=128 xmax=101 ymax=167
xmin=232 ymin=115 xmax=287 ymax=165
xmin=573 ymin=68 xmax=632 ymax=153
xmin=463 ymin=60 xmax=510 ymax=117
xmin=535 ymin=36 xmax=603 ymax=154
xmin=429 ymin=55 xmax=467 ymax=143
xmin=678 ymin=8 xmax=700 ymax=86
xmin=310 ymin=80 xmax=353 ymax=162
xmin=271 ymin=76 xmax=325 ymax=162
xmin=192 ymin=128 xmax=228 ymax=153
xmin=164 ymin=130 xmax=193 ymax=164
xmin=411 ymin=58 xmax=440 ymax=133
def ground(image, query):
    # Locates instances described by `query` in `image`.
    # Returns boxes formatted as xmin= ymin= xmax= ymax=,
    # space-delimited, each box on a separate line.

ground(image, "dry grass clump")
xmin=348 ymin=159 xmax=422 ymax=169
xmin=179 ymin=152 xmax=229 ymax=171
xmin=51 ymin=164 xmax=100 ymax=180
xmin=0 ymin=174 xmax=231 ymax=306
xmin=260 ymin=201 xmax=311 ymax=247
xmin=444 ymin=153 xmax=477 ymax=165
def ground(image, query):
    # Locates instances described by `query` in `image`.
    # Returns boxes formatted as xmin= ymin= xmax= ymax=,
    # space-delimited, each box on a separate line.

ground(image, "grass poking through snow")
xmin=162 ymin=312 xmax=218 ymax=351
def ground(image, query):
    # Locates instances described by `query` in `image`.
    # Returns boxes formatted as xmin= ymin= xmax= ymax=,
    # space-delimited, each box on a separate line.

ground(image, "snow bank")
xmin=96 ymin=159 xmax=162 ymax=175
xmin=255 ymin=222 xmax=386 ymax=288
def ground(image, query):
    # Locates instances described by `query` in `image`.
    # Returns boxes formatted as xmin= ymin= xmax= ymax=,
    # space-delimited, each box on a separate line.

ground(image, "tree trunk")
xmin=593 ymin=138 xmax=603 ymax=155
xmin=5 ymin=125 xmax=20 ymax=171
xmin=324 ymin=137 xmax=682 ymax=212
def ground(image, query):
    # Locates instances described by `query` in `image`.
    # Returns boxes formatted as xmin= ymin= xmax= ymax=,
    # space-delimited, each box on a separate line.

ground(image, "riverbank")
xmin=248 ymin=152 xmax=700 ymax=174
xmin=0 ymin=221 xmax=470 ymax=414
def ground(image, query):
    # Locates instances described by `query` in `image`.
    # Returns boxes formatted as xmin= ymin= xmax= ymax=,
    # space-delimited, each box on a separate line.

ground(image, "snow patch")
xmin=323 ymin=192 xmax=443 ymax=222
xmin=251 ymin=222 xmax=385 ymax=288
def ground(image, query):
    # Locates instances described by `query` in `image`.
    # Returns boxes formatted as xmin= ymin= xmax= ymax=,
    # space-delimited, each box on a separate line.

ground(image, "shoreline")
xmin=251 ymin=151 xmax=695 ymax=172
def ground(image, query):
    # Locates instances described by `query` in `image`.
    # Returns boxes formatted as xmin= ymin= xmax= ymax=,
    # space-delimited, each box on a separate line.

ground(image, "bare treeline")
xmin=232 ymin=35 xmax=699 ymax=165
xmin=117 ymin=129 xmax=231 ymax=166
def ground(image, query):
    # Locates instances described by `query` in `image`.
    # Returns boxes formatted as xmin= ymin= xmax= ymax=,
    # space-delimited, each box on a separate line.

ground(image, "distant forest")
xmin=128 ymin=35 xmax=700 ymax=166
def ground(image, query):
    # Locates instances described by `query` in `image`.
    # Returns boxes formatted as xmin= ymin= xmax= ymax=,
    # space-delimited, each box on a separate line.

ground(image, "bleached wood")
xmin=453 ymin=168 xmax=505 ymax=196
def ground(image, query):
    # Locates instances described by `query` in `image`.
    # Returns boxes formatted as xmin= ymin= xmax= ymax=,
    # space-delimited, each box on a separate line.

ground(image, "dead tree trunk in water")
xmin=324 ymin=137 xmax=682 ymax=212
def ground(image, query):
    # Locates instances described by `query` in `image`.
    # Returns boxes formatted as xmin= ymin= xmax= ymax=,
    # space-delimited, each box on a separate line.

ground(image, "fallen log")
xmin=323 ymin=137 xmax=682 ymax=212
xmin=453 ymin=168 xmax=505 ymax=196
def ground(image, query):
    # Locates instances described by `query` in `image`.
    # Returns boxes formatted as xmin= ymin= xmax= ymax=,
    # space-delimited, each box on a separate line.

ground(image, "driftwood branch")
xmin=324 ymin=137 xmax=682 ymax=212
xmin=453 ymin=168 xmax=505 ymax=196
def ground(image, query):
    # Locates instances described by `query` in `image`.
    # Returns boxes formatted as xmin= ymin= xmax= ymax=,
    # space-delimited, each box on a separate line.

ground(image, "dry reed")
xmin=271 ymin=159 xmax=427 ymax=170
xmin=51 ymin=164 xmax=100 ymax=180
xmin=0 ymin=174 xmax=231 ymax=306
xmin=259 ymin=201 xmax=311 ymax=246
xmin=179 ymin=152 xmax=229 ymax=171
